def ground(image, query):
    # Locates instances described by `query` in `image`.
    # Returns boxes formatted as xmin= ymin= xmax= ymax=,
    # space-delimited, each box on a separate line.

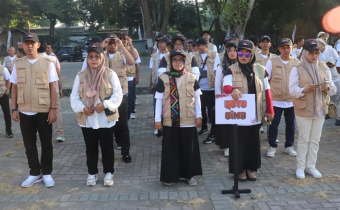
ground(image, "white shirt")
xmin=2 ymin=67 xmax=11 ymax=81
xmin=289 ymin=65 xmax=337 ymax=119
xmin=70 ymin=71 xmax=123 ymax=129
xmin=154 ymin=89 xmax=202 ymax=127
xmin=198 ymin=53 xmax=221 ymax=91
xmin=266 ymin=57 xmax=294 ymax=108
xmin=209 ymin=44 xmax=218 ymax=52
xmin=319 ymin=47 xmax=339 ymax=81
xmin=223 ymin=71 xmax=271 ymax=126
xmin=127 ymin=50 xmax=141 ymax=82
xmin=10 ymin=57 xmax=59 ymax=116
xmin=336 ymin=41 xmax=340 ymax=67
xmin=149 ymin=53 xmax=167 ymax=69
xmin=39 ymin=53 xmax=61 ymax=93
xmin=291 ymin=47 xmax=303 ymax=58
xmin=3 ymin=55 xmax=16 ymax=66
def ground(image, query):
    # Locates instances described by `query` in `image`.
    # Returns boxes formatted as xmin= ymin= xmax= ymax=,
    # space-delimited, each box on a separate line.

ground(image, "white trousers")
xmin=295 ymin=115 xmax=325 ymax=170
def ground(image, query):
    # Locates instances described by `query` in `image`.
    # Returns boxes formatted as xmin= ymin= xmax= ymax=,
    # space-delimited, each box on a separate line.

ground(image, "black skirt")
xmin=215 ymin=124 xmax=233 ymax=149
xmin=160 ymin=126 xmax=203 ymax=183
xmin=229 ymin=124 xmax=261 ymax=174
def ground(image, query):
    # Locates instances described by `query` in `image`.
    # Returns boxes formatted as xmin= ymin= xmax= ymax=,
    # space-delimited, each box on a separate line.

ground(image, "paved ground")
xmin=0 ymin=56 xmax=340 ymax=209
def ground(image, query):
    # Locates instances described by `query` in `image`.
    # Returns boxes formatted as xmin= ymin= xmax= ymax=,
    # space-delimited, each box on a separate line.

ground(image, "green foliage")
xmin=79 ymin=0 xmax=105 ymax=30
xmin=224 ymin=0 xmax=249 ymax=26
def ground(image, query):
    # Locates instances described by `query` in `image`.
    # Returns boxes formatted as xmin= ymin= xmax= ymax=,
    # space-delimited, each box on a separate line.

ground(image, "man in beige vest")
xmin=46 ymin=42 xmax=56 ymax=56
xmin=255 ymin=35 xmax=277 ymax=67
xmin=101 ymin=34 xmax=135 ymax=163
xmin=3 ymin=46 xmax=17 ymax=74
xmin=193 ymin=38 xmax=221 ymax=143
xmin=0 ymin=64 xmax=12 ymax=137
xmin=266 ymin=38 xmax=299 ymax=158
xmin=202 ymin=31 xmax=217 ymax=52
xmin=10 ymin=33 xmax=58 ymax=188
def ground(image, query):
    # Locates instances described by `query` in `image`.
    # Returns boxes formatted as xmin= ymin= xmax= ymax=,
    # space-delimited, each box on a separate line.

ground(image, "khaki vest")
xmin=164 ymin=52 xmax=193 ymax=73
xmin=76 ymin=69 xmax=119 ymax=126
xmin=4 ymin=56 xmax=16 ymax=71
xmin=229 ymin=63 xmax=265 ymax=121
xmin=255 ymin=52 xmax=277 ymax=66
xmin=159 ymin=72 xmax=197 ymax=126
xmin=208 ymin=43 xmax=215 ymax=51
xmin=151 ymin=52 xmax=169 ymax=87
xmin=292 ymin=62 xmax=330 ymax=118
xmin=124 ymin=46 xmax=136 ymax=78
xmin=15 ymin=57 xmax=52 ymax=113
xmin=0 ymin=65 xmax=6 ymax=97
xmin=270 ymin=57 xmax=300 ymax=101
xmin=219 ymin=52 xmax=225 ymax=65
xmin=193 ymin=50 xmax=217 ymax=88
xmin=104 ymin=52 xmax=128 ymax=94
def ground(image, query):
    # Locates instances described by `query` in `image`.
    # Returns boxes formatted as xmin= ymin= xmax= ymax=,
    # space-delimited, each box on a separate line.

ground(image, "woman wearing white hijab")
xmin=289 ymin=39 xmax=337 ymax=179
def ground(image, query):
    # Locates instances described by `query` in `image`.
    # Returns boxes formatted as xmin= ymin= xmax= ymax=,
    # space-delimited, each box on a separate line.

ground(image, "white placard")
xmin=215 ymin=94 xmax=257 ymax=125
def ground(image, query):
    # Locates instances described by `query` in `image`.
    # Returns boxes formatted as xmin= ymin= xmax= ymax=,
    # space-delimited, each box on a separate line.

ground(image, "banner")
xmin=215 ymin=94 xmax=256 ymax=125
xmin=7 ymin=30 xmax=11 ymax=49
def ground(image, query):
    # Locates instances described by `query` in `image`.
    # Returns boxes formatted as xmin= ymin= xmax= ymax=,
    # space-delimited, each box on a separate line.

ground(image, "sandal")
xmin=238 ymin=170 xmax=247 ymax=182
xmin=246 ymin=170 xmax=257 ymax=181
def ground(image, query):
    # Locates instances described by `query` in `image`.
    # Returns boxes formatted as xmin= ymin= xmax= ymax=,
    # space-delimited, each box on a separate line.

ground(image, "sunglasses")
xmin=237 ymin=51 xmax=251 ymax=58
xmin=88 ymin=55 xmax=101 ymax=60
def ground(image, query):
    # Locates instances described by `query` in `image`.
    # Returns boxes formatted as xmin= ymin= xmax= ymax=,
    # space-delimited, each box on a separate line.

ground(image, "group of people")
xmin=150 ymin=31 xmax=339 ymax=185
xmin=1 ymin=29 xmax=339 ymax=188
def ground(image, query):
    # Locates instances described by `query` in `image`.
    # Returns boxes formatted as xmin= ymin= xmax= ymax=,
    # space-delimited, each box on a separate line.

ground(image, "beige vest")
xmin=151 ymin=52 xmax=169 ymax=87
xmin=292 ymin=62 xmax=330 ymax=118
xmin=124 ymin=46 xmax=136 ymax=78
xmin=194 ymin=50 xmax=217 ymax=88
xmin=104 ymin=52 xmax=128 ymax=94
xmin=219 ymin=52 xmax=225 ymax=65
xmin=76 ymin=69 xmax=119 ymax=126
xmin=15 ymin=57 xmax=52 ymax=113
xmin=4 ymin=56 xmax=16 ymax=71
xmin=255 ymin=52 xmax=277 ymax=66
xmin=270 ymin=57 xmax=300 ymax=101
xmin=229 ymin=63 xmax=265 ymax=121
xmin=159 ymin=72 xmax=197 ymax=126
xmin=164 ymin=52 xmax=193 ymax=73
xmin=0 ymin=65 xmax=6 ymax=97
xmin=208 ymin=43 xmax=215 ymax=51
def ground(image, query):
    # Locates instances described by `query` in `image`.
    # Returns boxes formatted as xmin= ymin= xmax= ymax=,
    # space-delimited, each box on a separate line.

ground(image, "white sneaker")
xmin=260 ymin=127 xmax=264 ymax=133
xmin=296 ymin=168 xmax=305 ymax=179
xmin=21 ymin=175 xmax=43 ymax=188
xmin=87 ymin=174 xmax=98 ymax=186
xmin=284 ymin=147 xmax=297 ymax=156
xmin=267 ymin=146 xmax=276 ymax=157
xmin=154 ymin=129 xmax=158 ymax=135
xmin=56 ymin=136 xmax=65 ymax=142
xmin=307 ymin=168 xmax=322 ymax=178
xmin=104 ymin=173 xmax=114 ymax=187
xmin=130 ymin=113 xmax=136 ymax=119
xmin=187 ymin=178 xmax=197 ymax=186
xmin=42 ymin=175 xmax=55 ymax=188
xmin=224 ymin=148 xmax=229 ymax=157
xmin=276 ymin=139 xmax=280 ymax=143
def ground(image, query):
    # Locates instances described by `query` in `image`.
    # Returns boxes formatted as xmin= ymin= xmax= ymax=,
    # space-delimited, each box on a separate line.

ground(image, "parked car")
xmin=58 ymin=46 xmax=83 ymax=62
xmin=82 ymin=46 xmax=88 ymax=61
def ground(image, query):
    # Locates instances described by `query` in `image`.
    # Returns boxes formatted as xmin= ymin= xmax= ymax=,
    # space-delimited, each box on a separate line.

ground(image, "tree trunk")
xmin=140 ymin=0 xmax=154 ymax=54
xmin=195 ymin=0 xmax=203 ymax=35
xmin=49 ymin=18 xmax=57 ymax=43
xmin=160 ymin=0 xmax=172 ymax=34
xmin=234 ymin=0 xmax=255 ymax=40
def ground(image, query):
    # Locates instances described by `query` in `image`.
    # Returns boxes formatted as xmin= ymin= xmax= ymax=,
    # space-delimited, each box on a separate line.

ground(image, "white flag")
xmin=7 ymin=30 xmax=11 ymax=49
xmin=138 ymin=24 xmax=142 ymax=40
xmin=292 ymin=24 xmax=296 ymax=43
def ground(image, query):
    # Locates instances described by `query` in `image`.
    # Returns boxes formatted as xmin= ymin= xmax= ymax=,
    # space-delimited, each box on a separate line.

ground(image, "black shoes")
xmin=325 ymin=114 xmax=330 ymax=119
xmin=122 ymin=155 xmax=131 ymax=163
xmin=203 ymin=135 xmax=215 ymax=144
xmin=335 ymin=119 xmax=340 ymax=126
xmin=198 ymin=129 xmax=208 ymax=136
xmin=6 ymin=131 xmax=13 ymax=138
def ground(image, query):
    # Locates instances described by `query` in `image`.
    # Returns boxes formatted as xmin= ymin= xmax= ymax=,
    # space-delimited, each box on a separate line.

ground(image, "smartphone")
xmin=316 ymin=81 xmax=329 ymax=86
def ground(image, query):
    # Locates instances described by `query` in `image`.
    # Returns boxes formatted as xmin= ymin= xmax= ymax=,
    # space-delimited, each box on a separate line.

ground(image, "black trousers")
xmin=81 ymin=127 xmax=115 ymax=175
xmin=114 ymin=95 xmax=130 ymax=155
xmin=0 ymin=94 xmax=11 ymax=133
xmin=19 ymin=112 xmax=53 ymax=175
xmin=200 ymin=90 xmax=215 ymax=133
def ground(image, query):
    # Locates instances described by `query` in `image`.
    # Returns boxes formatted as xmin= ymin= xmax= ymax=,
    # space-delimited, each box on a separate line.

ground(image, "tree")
xmin=79 ymin=0 xmax=105 ymax=31
xmin=140 ymin=0 xmax=154 ymax=53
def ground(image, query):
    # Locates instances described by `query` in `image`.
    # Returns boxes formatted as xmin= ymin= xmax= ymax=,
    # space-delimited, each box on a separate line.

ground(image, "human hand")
xmin=83 ymin=107 xmax=94 ymax=116
xmin=47 ymin=109 xmax=57 ymax=124
xmin=135 ymin=77 xmax=139 ymax=85
xmin=231 ymin=88 xmax=242 ymax=100
xmin=102 ymin=38 xmax=110 ymax=48
xmin=59 ymin=89 xmax=63 ymax=98
xmin=12 ymin=111 xmax=20 ymax=122
xmin=195 ymin=118 xmax=202 ymax=128
xmin=155 ymin=121 xmax=162 ymax=130
xmin=94 ymin=103 xmax=105 ymax=113
xmin=265 ymin=113 xmax=274 ymax=122
xmin=302 ymin=84 xmax=318 ymax=94
xmin=115 ymin=38 xmax=124 ymax=48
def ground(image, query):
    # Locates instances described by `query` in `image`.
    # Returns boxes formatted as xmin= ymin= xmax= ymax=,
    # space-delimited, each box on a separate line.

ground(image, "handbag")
xmin=103 ymin=96 xmax=116 ymax=116
xmin=255 ymin=64 xmax=272 ymax=126
xmin=327 ymin=101 xmax=338 ymax=118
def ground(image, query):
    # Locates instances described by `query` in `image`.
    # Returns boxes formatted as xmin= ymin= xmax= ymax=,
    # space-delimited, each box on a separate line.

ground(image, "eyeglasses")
xmin=88 ymin=55 xmax=101 ymax=60
xmin=174 ymin=44 xmax=183 ymax=47
xmin=237 ymin=51 xmax=251 ymax=58
xmin=172 ymin=58 xmax=184 ymax=63
xmin=308 ymin=52 xmax=320 ymax=57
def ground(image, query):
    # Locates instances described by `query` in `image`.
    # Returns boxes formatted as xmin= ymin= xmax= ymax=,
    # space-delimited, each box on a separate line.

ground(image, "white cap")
xmin=317 ymin=31 xmax=329 ymax=39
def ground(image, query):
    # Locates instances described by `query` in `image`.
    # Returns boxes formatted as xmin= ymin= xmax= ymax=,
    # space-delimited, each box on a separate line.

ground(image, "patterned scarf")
xmin=165 ymin=68 xmax=186 ymax=126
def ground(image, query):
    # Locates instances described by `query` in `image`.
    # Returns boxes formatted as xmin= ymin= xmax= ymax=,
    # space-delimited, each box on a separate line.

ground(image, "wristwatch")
xmin=11 ymin=108 xmax=18 ymax=113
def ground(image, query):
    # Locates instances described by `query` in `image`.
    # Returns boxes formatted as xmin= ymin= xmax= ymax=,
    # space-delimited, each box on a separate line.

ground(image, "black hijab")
xmin=222 ymin=45 xmax=238 ymax=73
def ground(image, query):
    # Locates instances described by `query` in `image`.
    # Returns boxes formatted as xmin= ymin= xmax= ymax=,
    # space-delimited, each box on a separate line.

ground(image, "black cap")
xmin=231 ymin=33 xmax=239 ymax=39
xmin=278 ymin=38 xmax=293 ymax=47
xmin=192 ymin=41 xmax=197 ymax=47
xmin=159 ymin=36 xmax=169 ymax=45
xmin=23 ymin=33 xmax=39 ymax=42
xmin=260 ymin=35 xmax=271 ymax=42
xmin=202 ymin=31 xmax=210 ymax=36
xmin=247 ymin=35 xmax=259 ymax=46
xmin=226 ymin=40 xmax=237 ymax=48
xmin=87 ymin=43 xmax=104 ymax=54
xmin=170 ymin=49 xmax=186 ymax=59
xmin=172 ymin=33 xmax=186 ymax=42
xmin=119 ymin=31 xmax=126 ymax=36
xmin=156 ymin=34 xmax=163 ymax=41
xmin=195 ymin=37 xmax=207 ymax=45
xmin=223 ymin=37 xmax=235 ymax=43
xmin=106 ymin=34 xmax=118 ymax=39
xmin=88 ymin=36 xmax=103 ymax=44
xmin=238 ymin=40 xmax=254 ymax=51
xmin=165 ymin=34 xmax=172 ymax=40
xmin=186 ymin=39 xmax=193 ymax=43
xmin=303 ymin=39 xmax=320 ymax=52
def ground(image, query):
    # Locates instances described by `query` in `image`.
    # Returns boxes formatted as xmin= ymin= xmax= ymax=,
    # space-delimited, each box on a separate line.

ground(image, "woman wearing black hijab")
xmin=154 ymin=49 xmax=203 ymax=186
xmin=215 ymin=38 xmax=238 ymax=157
xmin=222 ymin=40 xmax=274 ymax=181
